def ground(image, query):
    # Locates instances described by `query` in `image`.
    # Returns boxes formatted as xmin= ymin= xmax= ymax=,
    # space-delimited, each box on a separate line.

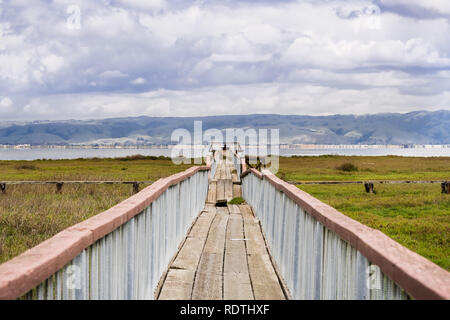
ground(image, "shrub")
xmin=15 ymin=164 xmax=38 ymax=170
xmin=336 ymin=162 xmax=358 ymax=172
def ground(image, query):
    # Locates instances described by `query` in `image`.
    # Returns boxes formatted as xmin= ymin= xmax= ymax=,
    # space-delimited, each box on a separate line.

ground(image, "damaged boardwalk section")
xmin=157 ymin=158 xmax=287 ymax=300
xmin=0 ymin=146 xmax=449 ymax=300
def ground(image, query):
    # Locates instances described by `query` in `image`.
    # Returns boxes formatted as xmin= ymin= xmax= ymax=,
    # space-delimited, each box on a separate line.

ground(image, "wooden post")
xmin=133 ymin=182 xmax=140 ymax=194
xmin=56 ymin=183 xmax=63 ymax=194
xmin=0 ymin=183 xmax=6 ymax=194
xmin=364 ymin=182 xmax=375 ymax=194
xmin=442 ymin=181 xmax=450 ymax=194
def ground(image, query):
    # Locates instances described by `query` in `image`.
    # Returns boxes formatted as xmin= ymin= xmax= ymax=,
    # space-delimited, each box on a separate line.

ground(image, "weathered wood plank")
xmin=158 ymin=269 xmax=196 ymax=300
xmin=241 ymin=204 xmax=285 ymax=300
xmin=189 ymin=208 xmax=216 ymax=238
xmin=223 ymin=273 xmax=254 ymax=300
xmin=171 ymin=237 xmax=207 ymax=271
xmin=203 ymin=207 xmax=229 ymax=254
xmin=224 ymin=249 xmax=248 ymax=274
xmin=224 ymin=179 xmax=233 ymax=200
xmin=239 ymin=204 xmax=255 ymax=220
xmin=192 ymin=207 xmax=229 ymax=300
xmin=216 ymin=179 xmax=226 ymax=202
xmin=233 ymin=184 xmax=242 ymax=198
xmin=228 ymin=204 xmax=240 ymax=215
xmin=247 ymin=253 xmax=285 ymax=300
xmin=207 ymin=181 xmax=217 ymax=204
xmin=223 ymin=206 xmax=253 ymax=300
xmin=192 ymin=253 xmax=223 ymax=300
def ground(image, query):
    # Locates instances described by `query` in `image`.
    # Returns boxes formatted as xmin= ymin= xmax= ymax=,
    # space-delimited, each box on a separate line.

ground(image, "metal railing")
xmin=241 ymin=169 xmax=450 ymax=300
xmin=0 ymin=167 xmax=209 ymax=300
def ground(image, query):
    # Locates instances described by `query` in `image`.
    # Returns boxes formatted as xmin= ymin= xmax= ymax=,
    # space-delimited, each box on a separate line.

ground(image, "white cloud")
xmin=99 ymin=70 xmax=129 ymax=78
xmin=0 ymin=0 xmax=449 ymax=121
xmin=41 ymin=54 xmax=65 ymax=73
xmin=0 ymin=97 xmax=13 ymax=108
xmin=6 ymin=83 xmax=449 ymax=121
xmin=115 ymin=0 xmax=167 ymax=11
xmin=131 ymin=77 xmax=147 ymax=85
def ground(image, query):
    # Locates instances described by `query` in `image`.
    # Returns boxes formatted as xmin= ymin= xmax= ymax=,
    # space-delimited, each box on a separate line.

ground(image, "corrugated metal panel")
xmin=23 ymin=170 xmax=209 ymax=300
xmin=242 ymin=172 xmax=408 ymax=300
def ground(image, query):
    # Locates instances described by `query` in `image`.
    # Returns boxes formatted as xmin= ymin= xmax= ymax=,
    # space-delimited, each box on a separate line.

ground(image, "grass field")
xmin=0 ymin=156 xmax=192 ymax=264
xmin=276 ymin=156 xmax=450 ymax=270
xmin=277 ymin=155 xmax=450 ymax=182
xmin=1 ymin=155 xmax=449 ymax=270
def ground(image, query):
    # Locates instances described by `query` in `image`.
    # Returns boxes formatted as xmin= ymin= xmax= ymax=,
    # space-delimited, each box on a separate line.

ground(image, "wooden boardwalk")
xmin=157 ymin=155 xmax=287 ymax=300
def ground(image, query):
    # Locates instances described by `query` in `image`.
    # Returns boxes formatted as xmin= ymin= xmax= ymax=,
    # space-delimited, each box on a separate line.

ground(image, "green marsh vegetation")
xmin=277 ymin=155 xmax=450 ymax=270
xmin=0 ymin=156 xmax=192 ymax=264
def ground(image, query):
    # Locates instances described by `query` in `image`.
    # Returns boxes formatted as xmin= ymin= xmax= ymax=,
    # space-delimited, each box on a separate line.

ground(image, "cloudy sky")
xmin=0 ymin=0 xmax=449 ymax=121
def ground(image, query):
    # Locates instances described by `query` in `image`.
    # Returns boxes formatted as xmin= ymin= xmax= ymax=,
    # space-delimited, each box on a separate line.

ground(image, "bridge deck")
xmin=157 ymin=155 xmax=287 ymax=300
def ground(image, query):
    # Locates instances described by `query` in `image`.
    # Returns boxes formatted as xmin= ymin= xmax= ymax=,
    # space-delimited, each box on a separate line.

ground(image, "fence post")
xmin=56 ymin=183 xmax=63 ymax=194
xmin=442 ymin=181 xmax=450 ymax=194
xmin=133 ymin=182 xmax=140 ymax=194
xmin=364 ymin=182 xmax=375 ymax=194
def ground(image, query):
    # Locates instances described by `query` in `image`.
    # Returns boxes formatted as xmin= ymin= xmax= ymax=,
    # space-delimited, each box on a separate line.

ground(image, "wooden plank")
xmin=224 ymin=179 xmax=233 ymax=200
xmin=192 ymin=253 xmax=223 ymax=300
xmin=158 ymin=269 xmax=196 ymax=300
xmin=226 ymin=212 xmax=244 ymax=239
xmin=223 ymin=273 xmax=254 ymax=300
xmin=233 ymin=184 xmax=242 ymax=198
xmin=223 ymin=206 xmax=253 ymax=300
xmin=238 ymin=205 xmax=254 ymax=219
xmin=240 ymin=204 xmax=285 ymax=300
xmin=189 ymin=208 xmax=216 ymax=238
xmin=207 ymin=181 xmax=217 ymax=204
xmin=247 ymin=253 xmax=285 ymax=300
xmin=228 ymin=204 xmax=240 ymax=215
xmin=225 ymin=164 xmax=232 ymax=180
xmin=216 ymin=179 xmax=226 ymax=201
xmin=171 ymin=237 xmax=208 ymax=271
xmin=242 ymin=214 xmax=266 ymax=255
xmin=158 ymin=206 xmax=216 ymax=300
xmin=203 ymin=207 xmax=229 ymax=254
xmin=192 ymin=208 xmax=229 ymax=300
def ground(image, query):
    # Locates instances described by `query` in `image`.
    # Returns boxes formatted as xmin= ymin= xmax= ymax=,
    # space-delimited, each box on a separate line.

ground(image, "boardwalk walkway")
xmin=157 ymin=154 xmax=287 ymax=300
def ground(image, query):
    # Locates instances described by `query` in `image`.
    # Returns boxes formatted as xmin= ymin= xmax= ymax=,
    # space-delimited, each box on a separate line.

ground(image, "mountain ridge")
xmin=0 ymin=110 xmax=449 ymax=145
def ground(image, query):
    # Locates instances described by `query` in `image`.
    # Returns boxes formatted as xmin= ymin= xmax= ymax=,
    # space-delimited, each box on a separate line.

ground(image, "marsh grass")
xmin=299 ymin=183 xmax=450 ymax=270
xmin=279 ymin=155 xmax=450 ymax=181
xmin=277 ymin=156 xmax=450 ymax=270
xmin=0 ymin=157 xmax=192 ymax=264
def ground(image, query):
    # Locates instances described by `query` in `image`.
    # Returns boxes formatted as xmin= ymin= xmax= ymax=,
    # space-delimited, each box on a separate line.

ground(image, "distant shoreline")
xmin=1 ymin=144 xmax=450 ymax=150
